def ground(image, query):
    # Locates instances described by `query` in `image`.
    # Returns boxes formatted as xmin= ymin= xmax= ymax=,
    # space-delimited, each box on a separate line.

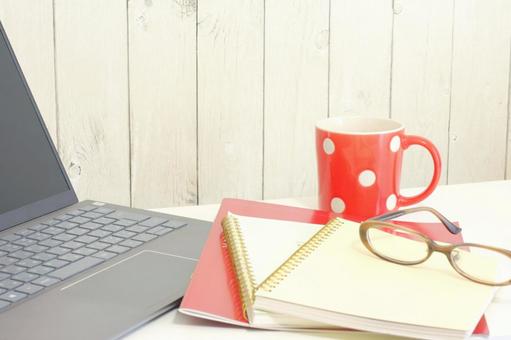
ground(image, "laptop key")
xmin=119 ymin=239 xmax=143 ymax=248
xmin=13 ymin=238 xmax=36 ymax=247
xmin=16 ymin=283 xmax=44 ymax=295
xmin=42 ymin=219 xmax=60 ymax=226
xmin=93 ymin=217 xmax=116 ymax=225
xmin=28 ymin=224 xmax=48 ymax=232
xmin=81 ymin=212 xmax=103 ymax=219
xmin=42 ymin=226 xmax=65 ymax=236
xmin=68 ymin=227 xmax=88 ymax=236
xmin=0 ymin=273 xmax=8 ymax=281
xmin=44 ymin=259 xmax=69 ymax=269
xmin=59 ymin=253 xmax=83 ymax=262
xmin=31 ymin=252 xmax=56 ymax=262
xmin=0 ymin=244 xmax=21 ymax=253
xmin=147 ymin=226 xmax=172 ymax=236
xmin=102 ymin=224 xmax=123 ymax=233
xmin=32 ymin=276 xmax=60 ymax=287
xmin=16 ymin=258 xmax=42 ymax=268
xmin=107 ymin=211 xmax=150 ymax=222
xmin=49 ymin=257 xmax=103 ymax=280
xmin=1 ymin=265 xmax=25 ymax=275
xmin=74 ymin=235 xmax=98 ymax=244
xmin=140 ymin=217 xmax=168 ymax=228
xmin=24 ymin=244 xmax=48 ymax=253
xmin=163 ymin=220 xmax=187 ymax=229
xmin=47 ymin=247 xmax=70 ymax=256
xmin=0 ymin=257 xmax=17 ymax=266
xmin=0 ymin=279 xmax=22 ymax=290
xmin=56 ymin=221 xmax=78 ymax=230
xmin=88 ymin=242 xmax=109 ymax=250
xmin=132 ymin=233 xmax=157 ymax=243
xmin=88 ymin=229 xmax=111 ymax=238
xmin=28 ymin=265 xmax=53 ymax=276
xmin=73 ymin=247 xmax=97 ymax=256
xmin=12 ymin=272 xmax=38 ymax=283
xmin=105 ymin=245 xmax=129 ymax=254
xmin=14 ymin=229 xmax=35 ymax=237
xmin=78 ymin=205 xmax=97 ymax=212
xmin=93 ymin=207 xmax=115 ymax=215
xmin=102 ymin=236 xmax=122 ymax=244
xmin=81 ymin=222 xmax=103 ymax=230
xmin=61 ymin=241 xmax=84 ymax=250
xmin=0 ymin=291 xmax=27 ymax=303
xmin=113 ymin=219 xmax=136 ymax=227
xmin=93 ymin=251 xmax=116 ymax=260
xmin=27 ymin=232 xmax=51 ymax=241
xmin=126 ymin=225 xmax=149 ymax=233
xmin=66 ymin=209 xmax=84 ymax=216
xmin=1 ymin=234 xmax=20 ymax=243
xmin=38 ymin=239 xmax=62 ymax=248
xmin=55 ymin=214 xmax=73 ymax=221
xmin=113 ymin=230 xmax=136 ymax=239
xmin=53 ymin=233 xmax=76 ymax=242
xmin=68 ymin=216 xmax=91 ymax=224
xmin=10 ymin=250 xmax=34 ymax=260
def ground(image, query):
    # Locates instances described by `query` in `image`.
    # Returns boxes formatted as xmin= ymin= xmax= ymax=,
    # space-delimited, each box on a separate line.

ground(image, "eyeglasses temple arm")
xmin=369 ymin=207 xmax=462 ymax=235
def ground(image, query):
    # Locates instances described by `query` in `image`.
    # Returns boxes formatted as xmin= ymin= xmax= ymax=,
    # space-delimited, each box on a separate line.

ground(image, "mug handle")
xmin=397 ymin=135 xmax=441 ymax=207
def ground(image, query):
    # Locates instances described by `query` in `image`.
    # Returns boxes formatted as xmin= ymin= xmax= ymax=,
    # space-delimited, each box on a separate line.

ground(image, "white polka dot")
xmin=386 ymin=194 xmax=397 ymax=210
xmin=323 ymin=138 xmax=335 ymax=155
xmin=358 ymin=170 xmax=376 ymax=187
xmin=330 ymin=197 xmax=345 ymax=213
xmin=390 ymin=135 xmax=401 ymax=152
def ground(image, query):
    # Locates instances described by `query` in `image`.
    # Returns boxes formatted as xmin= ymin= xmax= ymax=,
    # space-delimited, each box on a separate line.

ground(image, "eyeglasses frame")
xmin=360 ymin=207 xmax=511 ymax=286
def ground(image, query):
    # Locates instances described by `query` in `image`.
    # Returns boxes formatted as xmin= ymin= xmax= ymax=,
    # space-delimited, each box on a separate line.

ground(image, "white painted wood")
xmin=128 ymin=0 xmax=197 ymax=209
xmin=54 ymin=0 xmax=130 ymax=205
xmin=329 ymin=0 xmax=393 ymax=118
xmin=391 ymin=0 xmax=453 ymax=188
xmin=448 ymin=0 xmax=511 ymax=184
xmin=263 ymin=0 xmax=329 ymax=199
xmin=0 ymin=0 xmax=57 ymax=140
xmin=197 ymin=0 xmax=264 ymax=204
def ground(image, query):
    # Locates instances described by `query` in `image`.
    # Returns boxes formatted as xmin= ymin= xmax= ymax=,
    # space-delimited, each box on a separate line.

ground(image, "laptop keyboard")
xmin=0 ymin=204 xmax=187 ymax=312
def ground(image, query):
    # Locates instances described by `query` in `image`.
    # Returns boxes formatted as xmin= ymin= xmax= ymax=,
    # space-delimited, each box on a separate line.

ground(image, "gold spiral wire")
xmin=257 ymin=218 xmax=343 ymax=292
xmin=222 ymin=214 xmax=257 ymax=319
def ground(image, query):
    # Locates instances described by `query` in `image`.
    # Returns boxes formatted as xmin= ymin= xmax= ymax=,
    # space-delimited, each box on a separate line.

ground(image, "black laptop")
xmin=0 ymin=21 xmax=210 ymax=340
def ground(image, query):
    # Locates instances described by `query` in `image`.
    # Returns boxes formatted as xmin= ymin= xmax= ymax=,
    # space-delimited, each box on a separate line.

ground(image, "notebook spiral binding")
xmin=222 ymin=214 xmax=257 ymax=320
xmin=258 ymin=218 xmax=344 ymax=293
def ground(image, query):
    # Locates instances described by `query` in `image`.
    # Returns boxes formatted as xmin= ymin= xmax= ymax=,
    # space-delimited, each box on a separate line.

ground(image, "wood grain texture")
xmin=54 ymin=0 xmax=130 ymax=205
xmin=197 ymin=0 xmax=264 ymax=204
xmin=128 ymin=0 xmax=197 ymax=209
xmin=448 ymin=0 xmax=511 ymax=184
xmin=263 ymin=0 xmax=329 ymax=199
xmin=0 ymin=0 xmax=57 ymax=140
xmin=329 ymin=0 xmax=393 ymax=118
xmin=391 ymin=0 xmax=453 ymax=188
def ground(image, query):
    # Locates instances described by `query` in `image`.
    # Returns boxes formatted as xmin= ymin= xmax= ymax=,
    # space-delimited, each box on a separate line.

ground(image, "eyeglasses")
xmin=360 ymin=207 xmax=511 ymax=286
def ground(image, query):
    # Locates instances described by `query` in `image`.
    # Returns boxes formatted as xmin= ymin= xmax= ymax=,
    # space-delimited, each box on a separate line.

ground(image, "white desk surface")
xmin=126 ymin=180 xmax=511 ymax=340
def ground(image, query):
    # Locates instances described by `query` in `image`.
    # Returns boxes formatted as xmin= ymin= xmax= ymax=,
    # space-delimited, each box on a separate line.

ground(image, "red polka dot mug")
xmin=316 ymin=116 xmax=441 ymax=220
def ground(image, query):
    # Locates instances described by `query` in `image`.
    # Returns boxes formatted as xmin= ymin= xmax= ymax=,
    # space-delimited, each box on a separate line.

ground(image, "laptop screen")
xmin=0 ymin=25 xmax=73 ymax=225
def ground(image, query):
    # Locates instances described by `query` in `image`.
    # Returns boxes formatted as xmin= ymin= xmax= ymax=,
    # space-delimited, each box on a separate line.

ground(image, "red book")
xmin=180 ymin=198 xmax=488 ymax=335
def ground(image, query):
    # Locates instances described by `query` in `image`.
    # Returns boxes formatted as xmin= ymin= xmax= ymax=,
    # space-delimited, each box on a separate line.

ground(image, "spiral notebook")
xmin=180 ymin=198 xmax=488 ymax=336
xmin=223 ymin=216 xmax=496 ymax=340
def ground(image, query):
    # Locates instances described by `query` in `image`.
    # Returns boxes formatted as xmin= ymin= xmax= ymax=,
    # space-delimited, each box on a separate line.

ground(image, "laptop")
xmin=0 ymin=21 xmax=210 ymax=339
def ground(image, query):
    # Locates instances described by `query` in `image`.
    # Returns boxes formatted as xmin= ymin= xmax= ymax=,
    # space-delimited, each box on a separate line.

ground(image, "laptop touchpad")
xmin=61 ymin=251 xmax=196 ymax=337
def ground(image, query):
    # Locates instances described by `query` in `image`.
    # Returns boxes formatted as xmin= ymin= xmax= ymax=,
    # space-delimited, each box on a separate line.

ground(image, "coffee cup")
xmin=316 ymin=116 xmax=441 ymax=219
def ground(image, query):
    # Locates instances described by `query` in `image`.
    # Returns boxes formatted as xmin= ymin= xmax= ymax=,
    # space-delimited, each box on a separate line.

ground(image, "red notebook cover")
xmin=180 ymin=198 xmax=489 ymax=336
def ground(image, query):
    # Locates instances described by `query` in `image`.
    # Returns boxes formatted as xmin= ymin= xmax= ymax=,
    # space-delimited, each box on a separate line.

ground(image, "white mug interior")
xmin=316 ymin=116 xmax=403 ymax=135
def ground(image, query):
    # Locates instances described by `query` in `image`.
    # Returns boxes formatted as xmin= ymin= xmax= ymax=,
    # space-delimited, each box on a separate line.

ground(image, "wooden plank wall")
xmin=1 ymin=0 xmax=511 ymax=209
